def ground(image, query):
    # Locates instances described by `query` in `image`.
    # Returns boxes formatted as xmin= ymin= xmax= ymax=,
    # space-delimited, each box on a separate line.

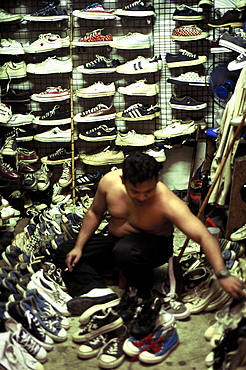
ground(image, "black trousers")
xmin=55 ymin=231 xmax=173 ymax=299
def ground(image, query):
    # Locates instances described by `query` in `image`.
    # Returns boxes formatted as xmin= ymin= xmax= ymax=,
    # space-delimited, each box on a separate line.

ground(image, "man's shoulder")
xmin=99 ymin=169 xmax=122 ymax=188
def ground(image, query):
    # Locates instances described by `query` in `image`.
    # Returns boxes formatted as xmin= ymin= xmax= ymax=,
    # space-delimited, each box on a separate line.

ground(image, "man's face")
xmin=122 ymin=177 xmax=158 ymax=206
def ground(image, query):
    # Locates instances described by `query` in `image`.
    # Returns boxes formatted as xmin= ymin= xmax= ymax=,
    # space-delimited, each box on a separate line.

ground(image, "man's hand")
xmin=219 ymin=275 xmax=246 ymax=300
xmin=65 ymin=247 xmax=82 ymax=272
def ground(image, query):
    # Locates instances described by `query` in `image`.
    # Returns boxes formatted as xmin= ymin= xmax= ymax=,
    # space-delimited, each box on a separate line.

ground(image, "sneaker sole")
xmin=73 ymin=11 xmax=115 ymax=20
xmin=74 ymin=114 xmax=116 ymax=122
xmin=114 ymin=10 xmax=156 ymax=17
xmin=24 ymin=15 xmax=69 ymax=21
xmin=79 ymin=134 xmax=117 ymax=142
xmin=171 ymin=33 xmax=209 ymax=41
xmin=31 ymin=96 xmax=70 ymax=102
xmin=166 ymin=57 xmax=206 ymax=68
xmin=72 ymin=41 xmax=111 ymax=47
xmin=173 ymin=15 xmax=204 ymax=20
xmin=76 ymin=92 xmax=115 ymax=98
xmin=27 ymin=68 xmax=72 ymax=74
xmin=0 ymin=73 xmax=26 ymax=79
xmin=110 ymin=43 xmax=154 ymax=49
xmin=77 ymin=67 xmax=116 ymax=74
xmin=210 ymin=46 xmax=232 ymax=53
xmin=219 ymin=39 xmax=246 ymax=54
xmin=82 ymin=158 xmax=124 ymax=165
xmin=208 ymin=22 xmax=243 ymax=28
xmin=118 ymin=87 xmax=159 ymax=96
xmin=167 ymin=78 xmax=206 ymax=86
xmin=116 ymin=112 xmax=159 ymax=121
xmin=33 ymin=118 xmax=71 ymax=125
xmin=116 ymin=67 xmax=159 ymax=74
xmin=73 ymin=317 xmax=123 ymax=342
xmin=169 ymin=103 xmax=207 ymax=110
xmin=34 ymin=136 xmax=71 ymax=142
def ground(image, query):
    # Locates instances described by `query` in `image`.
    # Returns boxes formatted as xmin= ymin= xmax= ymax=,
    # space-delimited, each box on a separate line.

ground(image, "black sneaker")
xmin=97 ymin=325 xmax=129 ymax=368
xmin=1 ymin=88 xmax=31 ymax=103
xmin=77 ymin=334 xmax=107 ymax=359
xmin=130 ymin=297 xmax=162 ymax=339
xmin=33 ymin=105 xmax=71 ymax=125
xmin=72 ymin=307 xmax=123 ymax=343
xmin=169 ymin=95 xmax=207 ymax=110
xmin=208 ymin=9 xmax=244 ymax=28
xmin=15 ymin=127 xmax=37 ymax=142
xmin=165 ymin=49 xmax=207 ymax=68
xmin=41 ymin=148 xmax=79 ymax=165
xmin=115 ymin=290 xmax=140 ymax=321
xmin=76 ymin=170 xmax=102 ymax=187
xmin=79 ymin=125 xmax=117 ymax=142
xmin=116 ymin=103 xmax=160 ymax=121
xmin=77 ymin=55 xmax=121 ymax=74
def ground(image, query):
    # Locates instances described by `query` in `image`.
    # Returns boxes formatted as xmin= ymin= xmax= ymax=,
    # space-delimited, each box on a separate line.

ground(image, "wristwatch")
xmin=215 ymin=268 xmax=231 ymax=279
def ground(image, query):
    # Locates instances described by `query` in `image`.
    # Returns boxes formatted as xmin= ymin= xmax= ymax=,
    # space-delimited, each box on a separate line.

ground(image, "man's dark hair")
xmin=122 ymin=152 xmax=163 ymax=185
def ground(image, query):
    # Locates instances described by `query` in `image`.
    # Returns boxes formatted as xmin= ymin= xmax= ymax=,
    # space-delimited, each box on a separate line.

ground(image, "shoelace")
xmin=85 ymin=55 xmax=108 ymax=67
xmin=32 ymin=2 xmax=56 ymax=16
xmin=60 ymin=162 xmax=71 ymax=180
xmin=82 ymin=3 xmax=101 ymax=11
xmin=14 ymin=328 xmax=41 ymax=357
xmin=41 ymin=104 xmax=59 ymax=118
xmin=39 ymin=165 xmax=49 ymax=181
xmin=85 ymin=125 xmax=108 ymax=134
xmin=83 ymin=28 xmax=103 ymax=40
xmin=25 ymin=310 xmax=47 ymax=340
xmin=48 ymin=148 xmax=67 ymax=159
xmin=81 ymin=104 xmax=107 ymax=116
xmin=180 ymin=49 xmax=197 ymax=58
xmin=124 ymin=0 xmax=142 ymax=9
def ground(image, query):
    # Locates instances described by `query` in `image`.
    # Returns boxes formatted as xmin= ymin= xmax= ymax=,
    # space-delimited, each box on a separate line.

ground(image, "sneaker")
xmin=167 ymin=71 xmax=208 ymax=86
xmin=34 ymin=127 xmax=72 ymax=142
xmin=1 ymin=88 xmax=31 ymax=104
xmin=81 ymin=147 xmax=124 ymax=166
xmin=33 ymin=105 xmax=71 ymax=125
xmin=73 ymin=3 xmax=115 ymax=20
xmin=228 ymin=53 xmax=246 ymax=71
xmin=24 ymin=3 xmax=69 ymax=21
xmin=74 ymin=104 xmax=116 ymax=122
xmin=172 ymin=5 xmax=204 ymax=20
xmin=0 ymin=160 xmax=22 ymax=180
xmin=219 ymin=32 xmax=246 ymax=54
xmin=79 ymin=125 xmax=117 ymax=142
xmin=72 ymin=308 xmax=123 ymax=343
xmin=208 ymin=9 xmax=244 ymax=28
xmin=97 ymin=325 xmax=128 ymax=368
xmin=26 ymin=56 xmax=72 ymax=74
xmin=171 ymin=25 xmax=209 ymax=41
xmin=17 ymin=148 xmax=39 ymax=163
xmin=210 ymin=38 xmax=233 ymax=53
xmin=41 ymin=148 xmax=78 ymax=165
xmin=37 ymin=164 xmax=53 ymax=191
xmin=115 ymin=130 xmax=155 ymax=146
xmin=161 ymin=293 xmax=190 ymax=319
xmin=236 ymin=0 xmax=246 ymax=9
xmin=116 ymin=55 xmax=161 ymax=74
xmin=143 ymin=148 xmax=166 ymax=162
xmin=169 ymin=95 xmax=207 ymax=110
xmin=114 ymin=1 xmax=156 ymax=17
xmin=165 ymin=49 xmax=207 ymax=68
xmin=77 ymin=55 xmax=120 ymax=74
xmin=3 ymin=113 xmax=35 ymax=127
xmin=67 ymin=288 xmax=120 ymax=321
xmin=110 ymin=32 xmax=153 ymax=49
xmin=0 ymin=61 xmax=27 ymax=79
xmin=24 ymin=33 xmax=67 ymax=53
xmin=138 ymin=326 xmax=179 ymax=364
xmin=76 ymin=81 xmax=115 ymax=98
xmin=78 ymin=334 xmax=107 ymax=359
xmin=23 ymin=174 xmax=37 ymax=189
xmin=0 ymin=8 xmax=23 ymax=22
xmin=198 ymin=0 xmax=213 ymax=6
xmin=0 ymin=103 xmax=12 ymax=123
xmin=154 ymin=121 xmax=196 ymax=139
xmin=31 ymin=86 xmax=70 ymax=102
xmin=76 ymin=170 xmax=102 ymax=187
xmin=73 ymin=29 xmax=113 ymax=46
xmin=230 ymin=224 xmax=246 ymax=241
xmin=130 ymin=298 xmax=162 ymax=339
xmin=58 ymin=161 xmax=72 ymax=187
xmin=117 ymin=103 xmax=160 ymax=121
xmin=0 ymin=39 xmax=24 ymax=55
xmin=118 ymin=79 xmax=159 ymax=96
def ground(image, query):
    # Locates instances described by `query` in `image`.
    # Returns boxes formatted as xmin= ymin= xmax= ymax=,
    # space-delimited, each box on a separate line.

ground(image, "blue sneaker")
xmin=166 ymin=49 xmax=207 ymax=68
xmin=24 ymin=1 xmax=69 ymax=21
xmin=114 ymin=0 xmax=156 ymax=17
xmin=139 ymin=326 xmax=179 ymax=364
xmin=173 ymin=5 xmax=204 ymax=20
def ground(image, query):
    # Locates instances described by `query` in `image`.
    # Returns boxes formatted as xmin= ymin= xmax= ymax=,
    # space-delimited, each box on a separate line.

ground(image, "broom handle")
xmin=177 ymin=110 xmax=246 ymax=262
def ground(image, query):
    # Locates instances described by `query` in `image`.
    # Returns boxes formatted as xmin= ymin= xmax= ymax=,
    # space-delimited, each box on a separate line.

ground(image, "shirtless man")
xmin=55 ymin=152 xmax=246 ymax=317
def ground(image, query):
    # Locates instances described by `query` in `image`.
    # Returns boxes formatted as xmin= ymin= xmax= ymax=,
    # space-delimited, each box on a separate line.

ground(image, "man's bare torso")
xmin=100 ymin=170 xmax=174 ymax=237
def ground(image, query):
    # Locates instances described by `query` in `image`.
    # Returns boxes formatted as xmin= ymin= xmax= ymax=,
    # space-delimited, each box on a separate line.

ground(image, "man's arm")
xmin=66 ymin=177 xmax=108 ymax=271
xmin=165 ymin=191 xmax=246 ymax=300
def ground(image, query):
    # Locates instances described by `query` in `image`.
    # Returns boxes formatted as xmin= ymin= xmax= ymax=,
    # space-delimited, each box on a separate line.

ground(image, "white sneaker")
xmin=5 ymin=113 xmax=35 ymax=126
xmin=31 ymin=86 xmax=70 ymax=102
xmin=115 ymin=130 xmax=155 ymax=146
xmin=58 ymin=162 xmax=72 ymax=187
xmin=143 ymin=148 xmax=166 ymax=162
xmin=167 ymin=72 xmax=208 ymax=86
xmin=0 ymin=9 xmax=23 ymax=22
xmin=0 ymin=39 xmax=24 ymax=55
xmin=76 ymin=81 xmax=115 ymax=98
xmin=37 ymin=164 xmax=53 ymax=191
xmin=0 ymin=61 xmax=27 ymax=79
xmin=27 ymin=270 xmax=72 ymax=317
xmin=26 ymin=56 xmax=72 ymax=74
xmin=110 ymin=32 xmax=153 ymax=49
xmin=236 ymin=0 xmax=246 ymax=8
xmin=118 ymin=79 xmax=159 ymax=96
xmin=34 ymin=127 xmax=72 ymax=142
xmin=154 ymin=121 xmax=196 ymax=139
xmin=230 ymin=224 xmax=246 ymax=241
xmin=73 ymin=3 xmax=115 ymax=20
xmin=82 ymin=146 xmax=125 ymax=166
xmin=0 ymin=103 xmax=12 ymax=123
xmin=116 ymin=55 xmax=161 ymax=74
xmin=24 ymin=33 xmax=65 ymax=53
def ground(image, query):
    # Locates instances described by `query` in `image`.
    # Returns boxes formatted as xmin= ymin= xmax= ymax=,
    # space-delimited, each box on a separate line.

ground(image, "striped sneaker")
xmin=116 ymin=55 xmax=161 ymax=74
xmin=116 ymin=103 xmax=161 ymax=121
